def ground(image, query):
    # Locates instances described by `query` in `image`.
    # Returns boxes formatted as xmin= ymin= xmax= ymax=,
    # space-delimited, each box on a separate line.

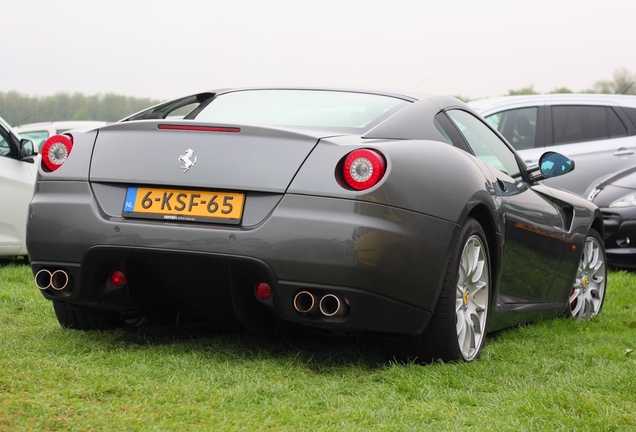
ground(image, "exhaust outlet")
xmin=319 ymin=294 xmax=348 ymax=317
xmin=293 ymin=291 xmax=317 ymax=314
xmin=35 ymin=269 xmax=52 ymax=290
xmin=50 ymin=270 xmax=70 ymax=291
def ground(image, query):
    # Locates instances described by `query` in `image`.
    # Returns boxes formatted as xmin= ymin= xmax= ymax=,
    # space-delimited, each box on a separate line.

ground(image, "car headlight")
xmin=609 ymin=192 xmax=636 ymax=208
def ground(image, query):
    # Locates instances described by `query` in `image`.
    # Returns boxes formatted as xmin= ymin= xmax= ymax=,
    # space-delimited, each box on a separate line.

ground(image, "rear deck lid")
xmin=89 ymin=121 xmax=324 ymax=193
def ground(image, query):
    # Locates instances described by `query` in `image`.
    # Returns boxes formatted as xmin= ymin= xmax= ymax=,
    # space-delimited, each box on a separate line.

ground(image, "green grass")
xmin=1 ymin=259 xmax=635 ymax=431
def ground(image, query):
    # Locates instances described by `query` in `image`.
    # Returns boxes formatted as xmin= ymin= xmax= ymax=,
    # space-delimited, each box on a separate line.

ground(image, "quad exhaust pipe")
xmin=293 ymin=291 xmax=317 ymax=314
xmin=293 ymin=290 xmax=348 ymax=317
xmin=35 ymin=269 xmax=70 ymax=291
xmin=319 ymin=294 xmax=345 ymax=317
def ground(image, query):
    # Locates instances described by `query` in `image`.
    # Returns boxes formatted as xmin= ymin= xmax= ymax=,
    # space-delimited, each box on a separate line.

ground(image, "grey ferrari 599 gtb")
xmin=26 ymin=88 xmax=607 ymax=363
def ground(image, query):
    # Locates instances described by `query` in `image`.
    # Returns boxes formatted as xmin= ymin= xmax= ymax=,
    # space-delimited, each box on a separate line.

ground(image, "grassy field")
xmin=1 ymin=259 xmax=635 ymax=431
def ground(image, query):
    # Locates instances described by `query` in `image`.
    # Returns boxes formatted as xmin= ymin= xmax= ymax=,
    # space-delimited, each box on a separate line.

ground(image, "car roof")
xmin=468 ymin=93 xmax=636 ymax=113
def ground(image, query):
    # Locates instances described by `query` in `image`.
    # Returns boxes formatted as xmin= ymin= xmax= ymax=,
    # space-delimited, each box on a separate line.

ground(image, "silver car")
xmin=0 ymin=116 xmax=38 ymax=257
xmin=469 ymin=94 xmax=636 ymax=195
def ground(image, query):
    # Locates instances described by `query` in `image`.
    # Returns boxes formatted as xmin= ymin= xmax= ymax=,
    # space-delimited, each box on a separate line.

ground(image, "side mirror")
xmin=19 ymin=138 xmax=37 ymax=160
xmin=539 ymin=151 xmax=574 ymax=179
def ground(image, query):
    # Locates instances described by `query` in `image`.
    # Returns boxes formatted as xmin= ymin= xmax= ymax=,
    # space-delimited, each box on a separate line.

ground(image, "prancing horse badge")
xmin=178 ymin=148 xmax=197 ymax=173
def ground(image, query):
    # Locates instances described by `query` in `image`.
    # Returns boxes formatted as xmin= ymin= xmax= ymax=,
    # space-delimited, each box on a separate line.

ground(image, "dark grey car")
xmin=586 ymin=166 xmax=636 ymax=268
xmin=26 ymin=88 xmax=607 ymax=363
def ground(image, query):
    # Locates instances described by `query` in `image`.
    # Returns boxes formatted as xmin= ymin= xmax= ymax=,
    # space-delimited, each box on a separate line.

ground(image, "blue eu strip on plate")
xmin=123 ymin=187 xmax=138 ymax=212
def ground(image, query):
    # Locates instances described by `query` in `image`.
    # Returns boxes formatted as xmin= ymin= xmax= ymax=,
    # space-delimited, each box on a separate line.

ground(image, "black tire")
xmin=52 ymin=301 xmax=123 ymax=330
xmin=411 ymin=217 xmax=491 ymax=363
xmin=566 ymin=228 xmax=607 ymax=320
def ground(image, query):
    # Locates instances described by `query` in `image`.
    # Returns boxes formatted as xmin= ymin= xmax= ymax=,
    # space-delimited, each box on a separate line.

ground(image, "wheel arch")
xmin=591 ymin=213 xmax=604 ymax=239
xmin=465 ymin=201 xmax=502 ymax=306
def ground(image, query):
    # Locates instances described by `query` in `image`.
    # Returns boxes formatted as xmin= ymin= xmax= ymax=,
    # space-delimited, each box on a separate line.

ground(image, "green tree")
xmin=550 ymin=87 xmax=574 ymax=94
xmin=0 ymin=91 xmax=161 ymax=126
xmin=507 ymin=85 xmax=537 ymax=96
xmin=591 ymin=67 xmax=636 ymax=95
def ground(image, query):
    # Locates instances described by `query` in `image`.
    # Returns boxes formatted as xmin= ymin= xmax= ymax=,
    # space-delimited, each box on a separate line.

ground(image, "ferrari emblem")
xmin=582 ymin=277 xmax=589 ymax=288
xmin=178 ymin=148 xmax=197 ymax=173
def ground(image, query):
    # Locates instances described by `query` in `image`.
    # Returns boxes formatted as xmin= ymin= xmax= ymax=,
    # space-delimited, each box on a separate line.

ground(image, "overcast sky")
xmin=2 ymin=0 xmax=634 ymax=102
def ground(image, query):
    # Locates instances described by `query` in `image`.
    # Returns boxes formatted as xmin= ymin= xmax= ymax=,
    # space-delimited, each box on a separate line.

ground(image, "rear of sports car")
xmin=26 ymin=90 xmax=463 ymax=340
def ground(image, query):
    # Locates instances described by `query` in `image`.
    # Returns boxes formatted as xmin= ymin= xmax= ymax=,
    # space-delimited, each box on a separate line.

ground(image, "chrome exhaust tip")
xmin=34 ymin=269 xmax=52 ymax=290
xmin=50 ymin=270 xmax=70 ymax=291
xmin=293 ymin=291 xmax=316 ymax=314
xmin=319 ymin=294 xmax=347 ymax=317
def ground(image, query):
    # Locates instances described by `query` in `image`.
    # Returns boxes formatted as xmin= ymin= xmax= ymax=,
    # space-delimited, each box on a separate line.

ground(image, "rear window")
xmin=193 ymin=90 xmax=409 ymax=130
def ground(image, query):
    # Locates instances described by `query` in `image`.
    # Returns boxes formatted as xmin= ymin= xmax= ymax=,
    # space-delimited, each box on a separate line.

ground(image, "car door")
xmin=0 ymin=122 xmax=38 ymax=256
xmin=443 ymin=109 xmax=570 ymax=306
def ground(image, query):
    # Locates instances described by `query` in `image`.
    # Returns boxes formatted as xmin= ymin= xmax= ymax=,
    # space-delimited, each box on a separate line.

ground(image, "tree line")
xmin=0 ymin=92 xmax=161 ymax=127
xmin=1 ymin=68 xmax=634 ymax=127
xmin=507 ymin=67 xmax=635 ymax=96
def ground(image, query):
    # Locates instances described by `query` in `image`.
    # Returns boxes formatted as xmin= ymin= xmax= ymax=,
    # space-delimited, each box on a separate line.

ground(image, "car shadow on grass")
xmin=72 ymin=319 xmax=393 ymax=372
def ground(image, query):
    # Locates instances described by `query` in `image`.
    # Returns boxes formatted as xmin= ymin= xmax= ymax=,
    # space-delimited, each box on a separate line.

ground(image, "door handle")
xmin=614 ymin=148 xmax=635 ymax=157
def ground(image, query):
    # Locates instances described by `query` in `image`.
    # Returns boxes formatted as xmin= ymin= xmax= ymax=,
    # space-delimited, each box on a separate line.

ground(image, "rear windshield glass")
xmin=193 ymin=90 xmax=409 ymax=130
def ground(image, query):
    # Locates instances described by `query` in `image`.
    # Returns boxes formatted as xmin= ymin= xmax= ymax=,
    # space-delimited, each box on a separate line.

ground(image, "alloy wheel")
xmin=456 ymin=234 xmax=490 ymax=361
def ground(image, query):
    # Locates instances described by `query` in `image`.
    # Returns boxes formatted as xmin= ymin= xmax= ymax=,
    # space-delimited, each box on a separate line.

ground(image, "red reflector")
xmin=342 ymin=149 xmax=386 ymax=190
xmin=254 ymin=282 xmax=272 ymax=300
xmin=158 ymin=124 xmax=241 ymax=133
xmin=110 ymin=270 xmax=127 ymax=288
xmin=41 ymin=134 xmax=73 ymax=172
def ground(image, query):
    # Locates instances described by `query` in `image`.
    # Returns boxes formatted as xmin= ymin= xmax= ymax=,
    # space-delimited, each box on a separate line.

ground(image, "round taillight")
xmin=254 ymin=282 xmax=272 ymax=300
xmin=109 ymin=270 xmax=127 ymax=288
xmin=41 ymin=134 xmax=73 ymax=172
xmin=343 ymin=149 xmax=386 ymax=190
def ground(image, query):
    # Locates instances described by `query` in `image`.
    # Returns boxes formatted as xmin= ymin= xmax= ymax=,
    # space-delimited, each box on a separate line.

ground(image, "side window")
xmin=446 ymin=109 xmax=522 ymax=179
xmin=551 ymin=105 xmax=625 ymax=144
xmin=433 ymin=112 xmax=471 ymax=153
xmin=0 ymin=127 xmax=13 ymax=158
xmin=622 ymin=107 xmax=636 ymax=129
xmin=608 ymin=107 xmax=628 ymax=138
xmin=485 ymin=107 xmax=538 ymax=150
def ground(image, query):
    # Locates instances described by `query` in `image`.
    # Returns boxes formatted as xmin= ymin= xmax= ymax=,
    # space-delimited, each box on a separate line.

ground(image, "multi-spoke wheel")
xmin=568 ymin=229 xmax=606 ymax=321
xmin=412 ymin=217 xmax=491 ymax=363
xmin=455 ymin=232 xmax=490 ymax=361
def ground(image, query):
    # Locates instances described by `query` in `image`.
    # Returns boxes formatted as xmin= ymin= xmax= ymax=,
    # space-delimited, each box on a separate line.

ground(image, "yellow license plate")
xmin=123 ymin=187 xmax=244 ymax=224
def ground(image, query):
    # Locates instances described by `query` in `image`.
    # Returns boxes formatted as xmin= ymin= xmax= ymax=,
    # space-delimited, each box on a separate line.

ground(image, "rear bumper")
xmin=27 ymin=181 xmax=455 ymax=336
xmin=30 ymin=247 xmax=432 ymax=336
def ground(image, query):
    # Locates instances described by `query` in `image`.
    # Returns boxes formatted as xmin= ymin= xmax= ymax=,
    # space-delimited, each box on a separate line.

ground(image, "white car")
xmin=15 ymin=121 xmax=108 ymax=151
xmin=469 ymin=94 xmax=636 ymax=195
xmin=0 ymin=116 xmax=38 ymax=257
